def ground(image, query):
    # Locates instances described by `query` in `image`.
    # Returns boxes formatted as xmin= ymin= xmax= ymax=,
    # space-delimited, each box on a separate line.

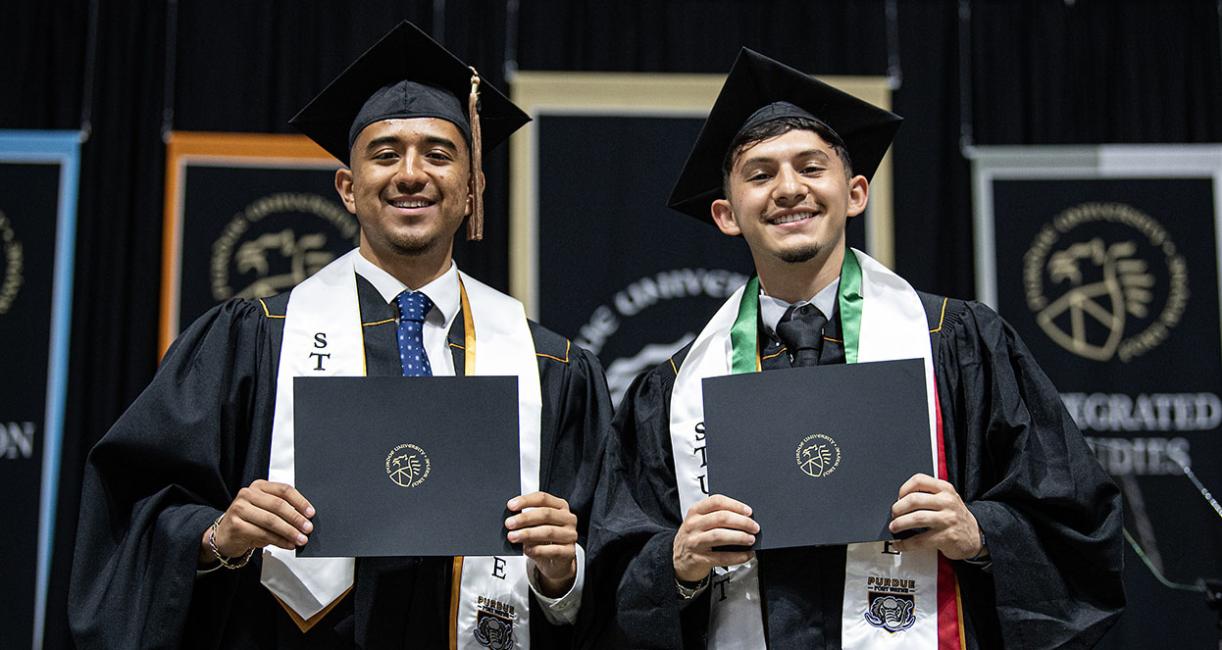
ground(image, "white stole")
xmin=668 ymin=249 xmax=945 ymax=649
xmin=258 ymin=249 xmax=542 ymax=649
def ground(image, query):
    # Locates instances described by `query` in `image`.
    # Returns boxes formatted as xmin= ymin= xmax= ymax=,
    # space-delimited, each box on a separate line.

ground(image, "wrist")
xmin=674 ymin=563 xmax=710 ymax=584
xmin=535 ymin=558 xmax=576 ymax=598
xmin=205 ymin=514 xmax=255 ymax=570
xmin=198 ymin=528 xmax=218 ymax=566
xmin=675 ymin=572 xmax=710 ymax=599
xmin=965 ymin=526 xmax=989 ymax=563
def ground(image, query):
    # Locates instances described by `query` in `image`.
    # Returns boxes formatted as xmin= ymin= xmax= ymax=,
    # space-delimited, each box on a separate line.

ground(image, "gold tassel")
xmin=466 ymin=66 xmax=484 ymax=241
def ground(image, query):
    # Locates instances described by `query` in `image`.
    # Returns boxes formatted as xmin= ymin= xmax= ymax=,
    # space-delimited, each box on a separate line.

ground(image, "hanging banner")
xmin=160 ymin=132 xmax=358 ymax=354
xmin=0 ymin=130 xmax=80 ymax=650
xmin=511 ymin=73 xmax=895 ymax=403
xmin=971 ymin=145 xmax=1222 ymax=649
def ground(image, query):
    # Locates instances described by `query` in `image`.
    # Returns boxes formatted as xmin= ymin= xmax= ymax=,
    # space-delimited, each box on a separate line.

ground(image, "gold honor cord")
xmin=449 ymin=278 xmax=477 ymax=649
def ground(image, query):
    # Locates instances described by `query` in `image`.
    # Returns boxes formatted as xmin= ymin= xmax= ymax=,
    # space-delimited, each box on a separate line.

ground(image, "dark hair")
xmin=720 ymin=116 xmax=853 ymax=187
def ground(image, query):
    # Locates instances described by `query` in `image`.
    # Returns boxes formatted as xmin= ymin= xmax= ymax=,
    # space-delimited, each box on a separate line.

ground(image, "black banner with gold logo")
xmin=973 ymin=145 xmax=1222 ymax=649
xmin=0 ymin=131 xmax=80 ymax=650
xmin=160 ymin=133 xmax=358 ymax=355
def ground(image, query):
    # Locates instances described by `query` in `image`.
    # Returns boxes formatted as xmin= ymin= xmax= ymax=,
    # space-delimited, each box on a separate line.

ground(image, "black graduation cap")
xmin=668 ymin=48 xmax=902 ymax=222
xmin=290 ymin=20 xmax=530 ymax=240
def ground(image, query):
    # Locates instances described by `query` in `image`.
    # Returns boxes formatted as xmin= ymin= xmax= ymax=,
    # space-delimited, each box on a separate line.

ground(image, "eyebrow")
xmin=363 ymin=134 xmax=461 ymax=154
xmin=738 ymin=149 xmax=830 ymax=171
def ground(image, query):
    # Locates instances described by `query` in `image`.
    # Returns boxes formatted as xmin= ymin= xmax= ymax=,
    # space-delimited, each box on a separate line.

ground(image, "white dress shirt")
xmin=759 ymin=278 xmax=841 ymax=337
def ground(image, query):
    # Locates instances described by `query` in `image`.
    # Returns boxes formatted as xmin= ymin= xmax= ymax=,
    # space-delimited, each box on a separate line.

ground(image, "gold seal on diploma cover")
xmin=211 ymin=192 xmax=358 ymax=300
xmin=386 ymin=443 xmax=431 ymax=488
xmin=796 ymin=433 xmax=841 ymax=478
xmin=0 ymin=211 xmax=23 ymax=315
xmin=1023 ymin=202 xmax=1189 ymax=362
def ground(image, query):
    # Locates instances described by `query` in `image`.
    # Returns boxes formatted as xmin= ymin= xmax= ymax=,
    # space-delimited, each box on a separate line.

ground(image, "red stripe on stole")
xmin=932 ymin=376 xmax=964 ymax=649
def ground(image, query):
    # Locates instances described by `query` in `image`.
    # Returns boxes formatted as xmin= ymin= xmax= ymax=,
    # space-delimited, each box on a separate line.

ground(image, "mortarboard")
xmin=290 ymin=20 xmax=530 ymax=240
xmin=668 ymin=48 xmax=903 ymax=222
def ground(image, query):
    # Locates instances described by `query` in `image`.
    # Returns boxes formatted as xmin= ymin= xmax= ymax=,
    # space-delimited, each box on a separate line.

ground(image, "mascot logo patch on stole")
xmin=863 ymin=575 xmax=917 ymax=632
xmin=385 ymin=443 xmax=430 ymax=487
xmin=474 ymin=596 xmax=516 ymax=649
xmin=796 ymin=433 xmax=841 ymax=478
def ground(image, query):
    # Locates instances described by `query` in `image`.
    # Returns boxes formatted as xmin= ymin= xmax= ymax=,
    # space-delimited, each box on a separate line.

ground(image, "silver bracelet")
xmin=675 ymin=573 xmax=710 ymax=600
xmin=208 ymin=514 xmax=255 ymax=570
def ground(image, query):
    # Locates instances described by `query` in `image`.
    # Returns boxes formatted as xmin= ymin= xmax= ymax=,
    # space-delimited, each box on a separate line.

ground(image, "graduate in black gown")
xmin=70 ymin=22 xmax=611 ymax=650
xmin=580 ymin=49 xmax=1123 ymax=650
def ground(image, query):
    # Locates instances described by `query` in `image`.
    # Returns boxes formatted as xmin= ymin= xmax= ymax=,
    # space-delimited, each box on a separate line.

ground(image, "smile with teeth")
xmin=387 ymin=197 xmax=435 ymax=208
xmin=769 ymin=210 xmax=817 ymax=225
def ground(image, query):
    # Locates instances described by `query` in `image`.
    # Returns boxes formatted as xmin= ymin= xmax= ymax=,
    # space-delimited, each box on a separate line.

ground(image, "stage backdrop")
xmin=972 ymin=145 xmax=1222 ymax=649
xmin=160 ymin=132 xmax=357 ymax=354
xmin=511 ymin=72 xmax=895 ymax=403
xmin=0 ymin=131 xmax=79 ymax=650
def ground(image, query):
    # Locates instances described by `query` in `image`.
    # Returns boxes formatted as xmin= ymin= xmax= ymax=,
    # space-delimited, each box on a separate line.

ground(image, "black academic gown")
xmin=579 ymin=292 xmax=1124 ymax=650
xmin=69 ymin=276 xmax=612 ymax=650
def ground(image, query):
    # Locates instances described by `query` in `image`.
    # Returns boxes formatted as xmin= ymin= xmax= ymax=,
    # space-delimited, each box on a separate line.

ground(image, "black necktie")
xmin=760 ymin=302 xmax=833 ymax=648
xmin=775 ymin=303 xmax=827 ymax=367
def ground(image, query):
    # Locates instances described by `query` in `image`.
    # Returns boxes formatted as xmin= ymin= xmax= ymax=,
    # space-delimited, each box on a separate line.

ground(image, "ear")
xmin=846 ymin=175 xmax=869 ymax=218
xmin=710 ymin=198 xmax=742 ymax=237
xmin=335 ymin=168 xmax=357 ymax=214
xmin=464 ymin=169 xmax=486 ymax=217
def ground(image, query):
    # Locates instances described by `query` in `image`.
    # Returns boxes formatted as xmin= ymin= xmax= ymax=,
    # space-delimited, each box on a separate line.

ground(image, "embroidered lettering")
xmin=882 ymin=541 xmax=900 ymax=555
xmin=492 ymin=556 xmax=506 ymax=579
xmin=698 ymin=474 xmax=710 ymax=496
xmin=313 ymin=332 xmax=327 ymax=348
xmin=714 ymin=576 xmax=730 ymax=601
xmin=309 ymin=352 xmax=331 ymax=371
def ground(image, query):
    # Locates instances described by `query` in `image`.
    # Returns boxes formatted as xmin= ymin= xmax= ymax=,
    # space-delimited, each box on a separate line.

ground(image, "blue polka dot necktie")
xmin=395 ymin=291 xmax=434 ymax=377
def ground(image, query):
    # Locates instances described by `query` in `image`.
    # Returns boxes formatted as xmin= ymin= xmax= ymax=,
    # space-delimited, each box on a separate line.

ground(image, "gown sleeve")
xmin=513 ymin=342 xmax=615 ymax=648
xmin=938 ymin=301 xmax=1124 ymax=649
xmin=579 ymin=365 xmax=704 ymax=650
xmin=68 ymin=299 xmax=274 ymax=649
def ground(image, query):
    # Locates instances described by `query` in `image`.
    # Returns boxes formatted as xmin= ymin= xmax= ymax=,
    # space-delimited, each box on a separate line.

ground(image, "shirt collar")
xmin=759 ymin=278 xmax=840 ymax=335
xmin=352 ymin=250 xmax=461 ymax=327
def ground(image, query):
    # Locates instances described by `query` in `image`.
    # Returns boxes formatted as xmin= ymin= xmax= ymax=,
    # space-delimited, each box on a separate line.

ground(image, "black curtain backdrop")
xmin=2 ymin=1 xmax=1219 ymax=648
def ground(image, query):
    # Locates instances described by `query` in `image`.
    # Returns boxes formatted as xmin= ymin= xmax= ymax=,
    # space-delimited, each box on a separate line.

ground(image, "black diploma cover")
xmin=294 ymin=376 xmax=520 ymax=557
xmin=702 ymin=358 xmax=932 ymax=549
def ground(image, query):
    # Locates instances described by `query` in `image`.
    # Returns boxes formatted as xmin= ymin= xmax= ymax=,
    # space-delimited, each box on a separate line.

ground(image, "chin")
xmin=388 ymin=236 xmax=441 ymax=256
xmin=777 ymin=243 xmax=824 ymax=264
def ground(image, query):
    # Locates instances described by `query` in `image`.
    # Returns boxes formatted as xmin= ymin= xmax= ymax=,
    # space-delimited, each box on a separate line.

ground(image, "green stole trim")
xmin=837 ymin=249 xmax=864 ymax=364
xmin=729 ymin=276 xmax=762 ymax=374
xmin=729 ymin=248 xmax=865 ymax=371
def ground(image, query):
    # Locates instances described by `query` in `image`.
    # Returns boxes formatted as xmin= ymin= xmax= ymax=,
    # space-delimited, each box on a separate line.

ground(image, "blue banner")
xmin=0 ymin=130 xmax=80 ymax=650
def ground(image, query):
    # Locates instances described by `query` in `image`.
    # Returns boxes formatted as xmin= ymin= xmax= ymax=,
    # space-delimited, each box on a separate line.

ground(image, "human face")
xmin=336 ymin=117 xmax=471 ymax=261
xmin=711 ymin=128 xmax=867 ymax=268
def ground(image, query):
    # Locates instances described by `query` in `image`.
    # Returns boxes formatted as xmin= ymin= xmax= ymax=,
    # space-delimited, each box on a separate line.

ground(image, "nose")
xmin=771 ymin=165 xmax=806 ymax=207
xmin=392 ymin=151 xmax=428 ymax=188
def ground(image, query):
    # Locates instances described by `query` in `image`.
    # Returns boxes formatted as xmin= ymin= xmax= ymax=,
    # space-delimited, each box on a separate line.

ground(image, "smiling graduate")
xmin=70 ymin=21 xmax=611 ymax=650
xmin=581 ymin=48 xmax=1124 ymax=650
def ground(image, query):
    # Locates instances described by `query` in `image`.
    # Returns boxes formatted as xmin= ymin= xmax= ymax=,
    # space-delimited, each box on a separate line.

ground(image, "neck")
xmin=358 ymin=238 xmax=454 ymax=290
xmin=754 ymin=245 xmax=844 ymax=304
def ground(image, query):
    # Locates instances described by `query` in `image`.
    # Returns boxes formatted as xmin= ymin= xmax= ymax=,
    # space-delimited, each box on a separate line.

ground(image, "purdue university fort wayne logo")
xmin=796 ymin=433 xmax=841 ymax=478
xmin=385 ymin=443 xmax=430 ymax=488
xmin=0 ymin=211 xmax=22 ymax=315
xmin=1024 ymin=202 xmax=1189 ymax=362
xmin=211 ymin=193 xmax=358 ymax=300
